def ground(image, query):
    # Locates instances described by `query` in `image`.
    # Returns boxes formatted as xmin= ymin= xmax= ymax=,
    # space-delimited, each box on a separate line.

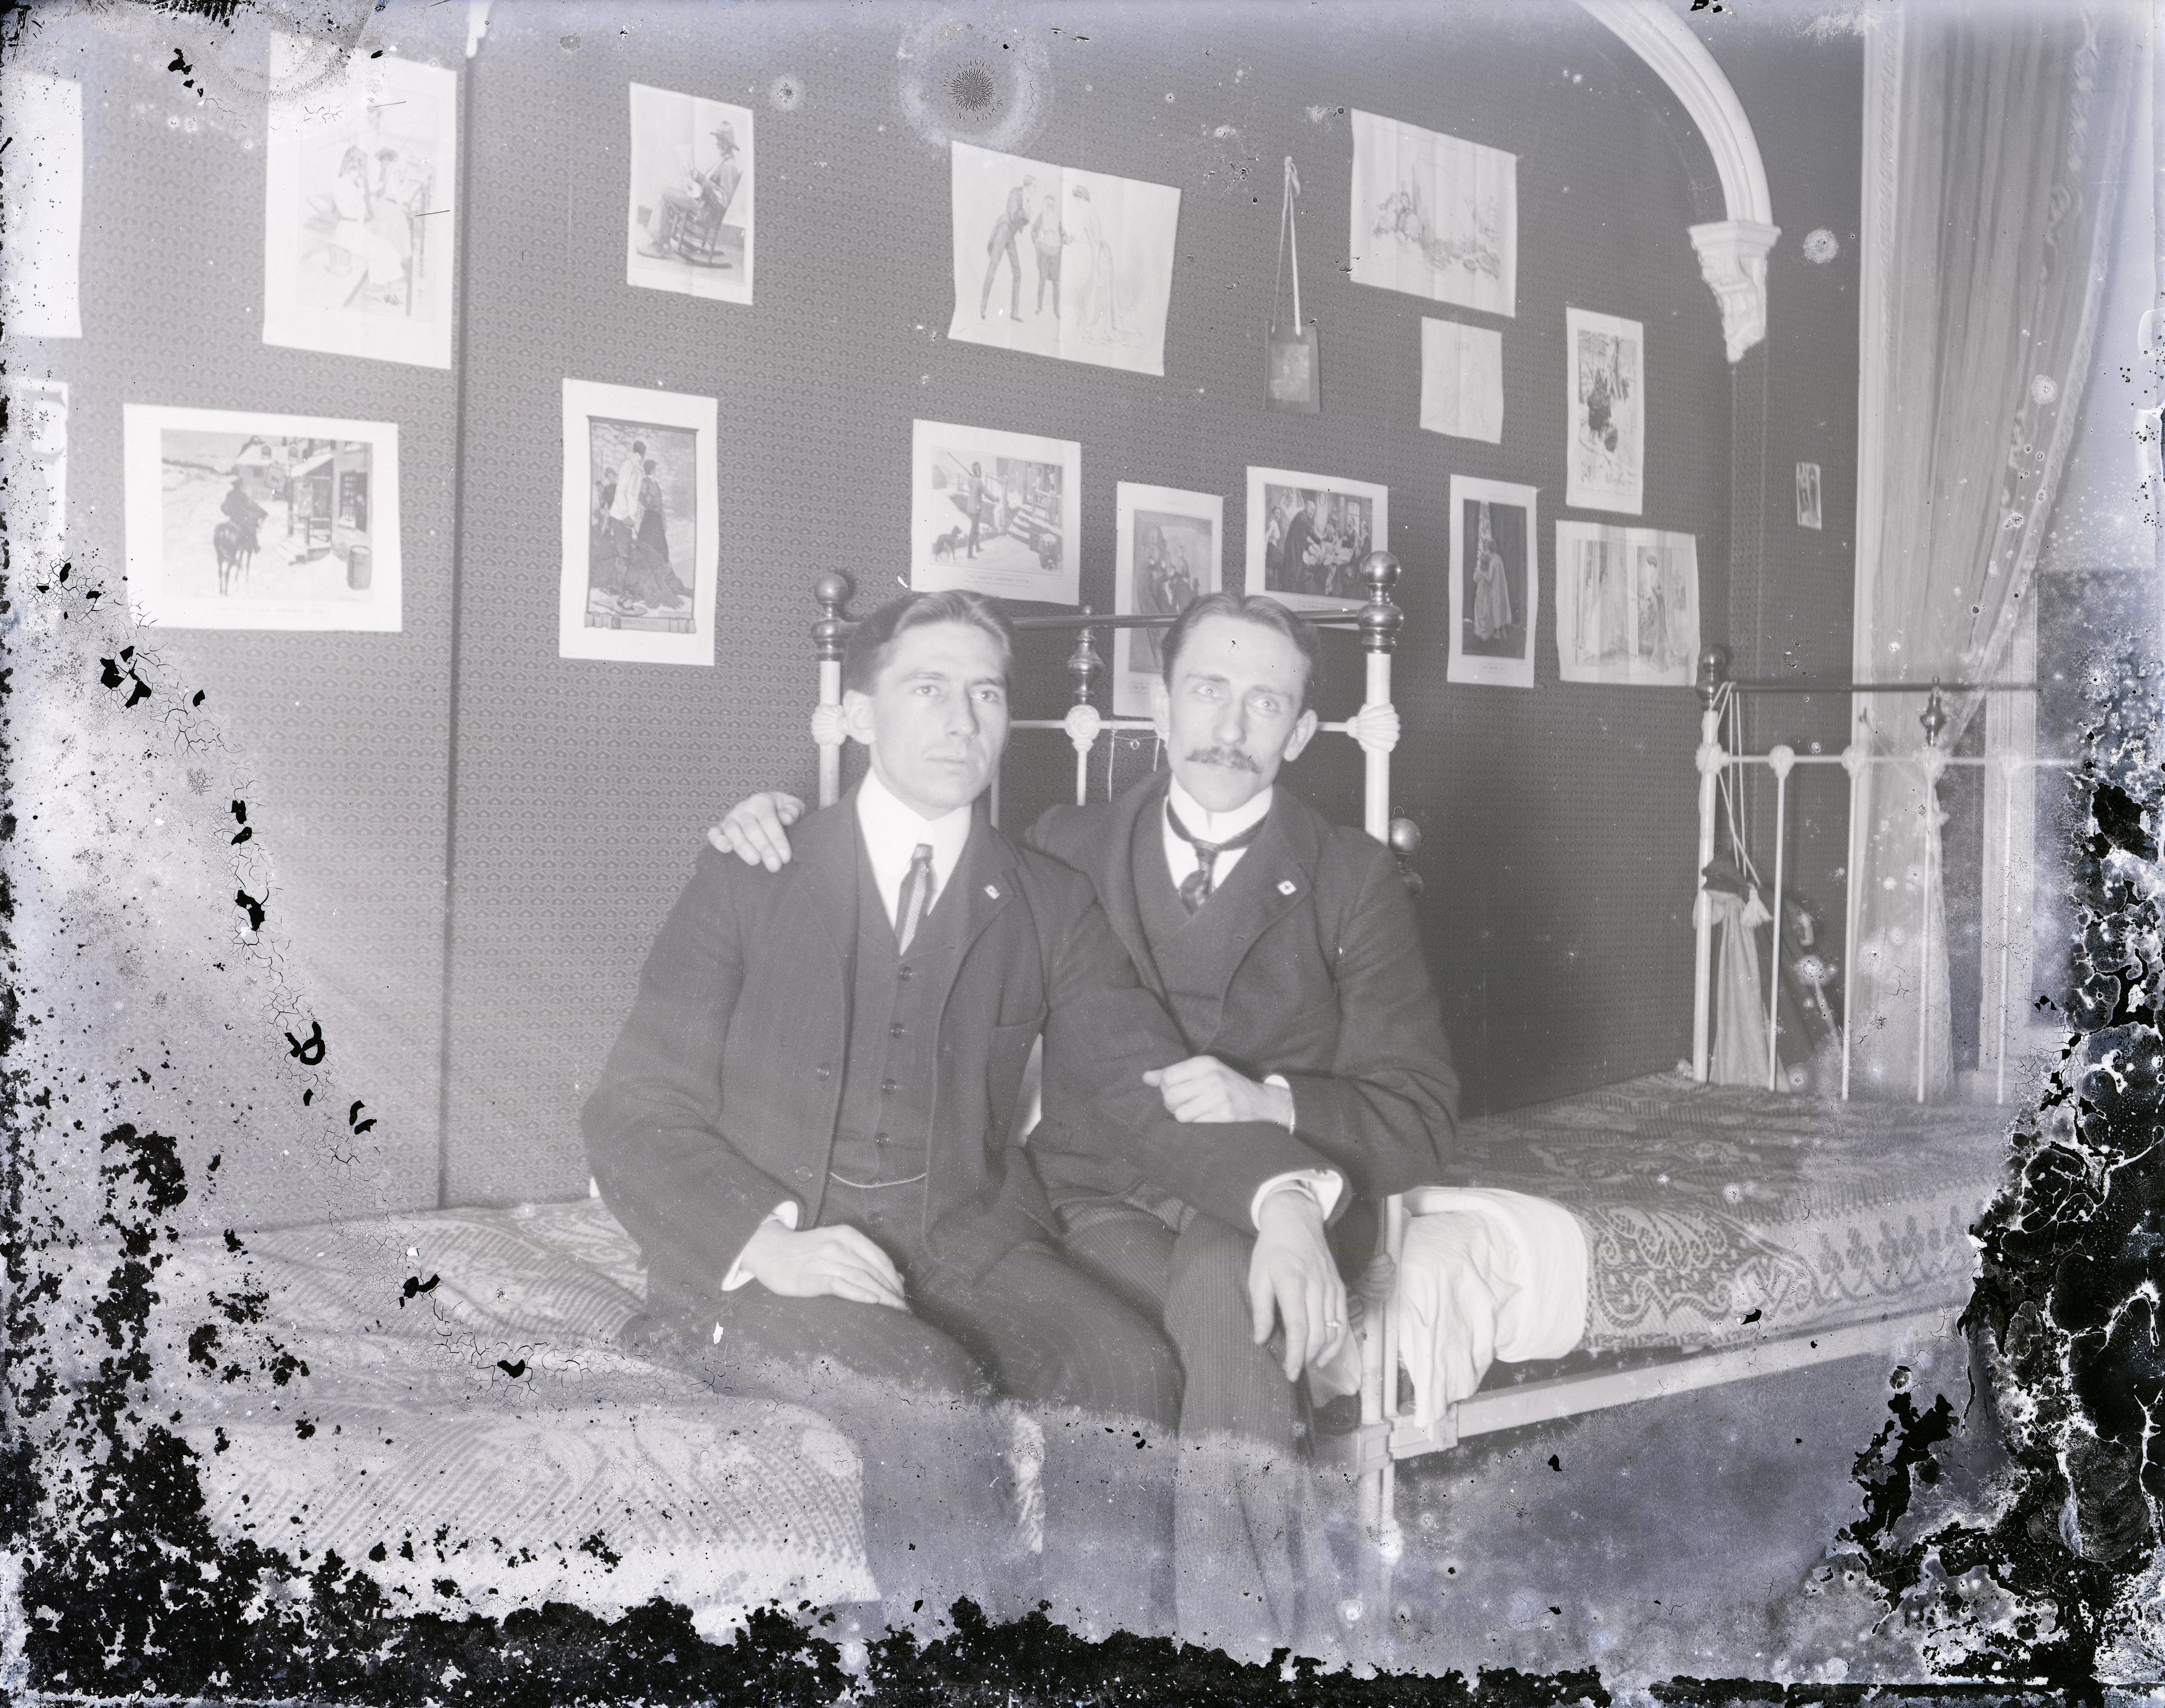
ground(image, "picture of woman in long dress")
xmin=618 ymin=458 xmax=691 ymax=612
xmin=1469 ymin=502 xmax=1513 ymax=641
xmin=1068 ymin=183 xmax=1121 ymax=342
xmin=330 ymin=144 xmax=408 ymax=306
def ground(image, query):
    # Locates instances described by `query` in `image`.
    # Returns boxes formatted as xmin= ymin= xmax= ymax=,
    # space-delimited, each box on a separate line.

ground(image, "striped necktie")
xmin=1166 ymin=803 xmax=1265 ymax=914
xmin=895 ymin=843 xmax=936 ymax=954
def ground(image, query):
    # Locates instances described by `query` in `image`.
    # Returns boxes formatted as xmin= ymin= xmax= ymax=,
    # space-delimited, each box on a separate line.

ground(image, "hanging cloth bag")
xmin=1267 ymin=156 xmax=1320 ymax=413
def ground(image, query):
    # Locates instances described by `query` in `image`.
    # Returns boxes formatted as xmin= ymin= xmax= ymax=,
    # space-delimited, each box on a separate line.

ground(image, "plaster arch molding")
xmin=1577 ymin=0 xmax=1780 ymax=362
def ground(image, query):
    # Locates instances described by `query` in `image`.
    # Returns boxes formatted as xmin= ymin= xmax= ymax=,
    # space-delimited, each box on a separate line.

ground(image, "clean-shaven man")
xmin=712 ymin=592 xmax=1458 ymax=1657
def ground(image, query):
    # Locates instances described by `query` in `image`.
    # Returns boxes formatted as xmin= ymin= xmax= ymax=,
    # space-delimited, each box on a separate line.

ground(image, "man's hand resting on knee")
xmin=710 ymin=791 xmax=808 ymax=873
xmin=738 ymin=1220 xmax=908 ymax=1310
xmin=1249 ymin=1186 xmax=1348 ymax=1382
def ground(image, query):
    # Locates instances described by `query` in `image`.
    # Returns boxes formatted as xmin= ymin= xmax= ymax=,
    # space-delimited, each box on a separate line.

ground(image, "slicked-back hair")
xmin=1159 ymin=592 xmax=1324 ymax=712
xmin=842 ymin=589 xmax=1017 ymax=697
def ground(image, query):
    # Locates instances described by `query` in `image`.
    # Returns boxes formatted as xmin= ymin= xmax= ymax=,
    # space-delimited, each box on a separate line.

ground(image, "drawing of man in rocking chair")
xmin=644 ymin=123 xmax=745 ymax=267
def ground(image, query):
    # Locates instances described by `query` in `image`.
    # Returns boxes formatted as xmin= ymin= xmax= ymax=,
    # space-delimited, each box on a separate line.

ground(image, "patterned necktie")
xmin=1166 ymin=803 xmax=1265 ymax=915
xmin=894 ymin=843 xmax=936 ymax=954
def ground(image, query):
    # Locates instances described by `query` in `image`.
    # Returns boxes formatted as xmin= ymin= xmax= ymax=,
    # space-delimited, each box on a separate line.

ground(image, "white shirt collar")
xmin=855 ymin=767 xmax=975 ymax=925
xmin=1165 ymin=775 xmax=1274 ymax=844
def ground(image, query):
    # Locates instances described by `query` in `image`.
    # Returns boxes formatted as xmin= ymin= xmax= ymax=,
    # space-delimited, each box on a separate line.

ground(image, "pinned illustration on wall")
xmin=123 ymin=403 xmax=403 ymax=633
xmin=626 ymin=83 xmax=755 ymax=305
xmin=1565 ymin=306 xmax=1644 ymax=515
xmin=263 ymin=37 xmax=458 ymax=369
xmin=910 ymin=419 xmax=1082 ymax=606
xmin=1447 ymin=475 xmax=1537 ymax=688
xmin=1554 ymin=520 xmax=1698 ymax=687
xmin=1114 ymin=483 xmax=1223 ymax=717
xmin=1266 ymin=157 xmax=1319 ymax=413
xmin=558 ymin=379 xmax=721 ymax=666
xmin=1348 ymin=109 xmax=1517 ymax=318
xmin=1795 ymin=462 xmax=1823 ymax=530
xmin=1420 ymin=318 xmax=1504 ymax=443
xmin=1246 ymin=465 xmax=1388 ymax=615
xmin=946 ymin=142 xmax=1182 ymax=377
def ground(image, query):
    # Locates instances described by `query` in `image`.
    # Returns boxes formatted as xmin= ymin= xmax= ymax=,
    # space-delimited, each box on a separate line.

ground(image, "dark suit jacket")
xmin=582 ymin=786 xmax=1329 ymax=1308
xmin=1027 ymin=772 xmax=1458 ymax=1223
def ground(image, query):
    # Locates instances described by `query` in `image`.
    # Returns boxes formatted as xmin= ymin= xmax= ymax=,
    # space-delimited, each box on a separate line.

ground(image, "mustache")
xmin=1182 ymin=746 xmax=1260 ymax=773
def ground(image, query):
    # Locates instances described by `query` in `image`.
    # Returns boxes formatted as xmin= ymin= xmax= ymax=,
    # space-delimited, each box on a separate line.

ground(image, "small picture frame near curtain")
xmin=1267 ymin=157 xmax=1320 ymax=413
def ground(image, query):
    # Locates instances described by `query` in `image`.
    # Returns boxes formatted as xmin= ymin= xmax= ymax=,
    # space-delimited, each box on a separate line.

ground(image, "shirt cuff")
xmin=1399 ymin=1186 xmax=1589 ymax=1359
xmin=1262 ymin=1073 xmax=1296 ymax=1131
xmin=1250 ymin=1168 xmax=1345 ymax=1230
xmin=721 ymin=1201 xmax=800 ymax=1291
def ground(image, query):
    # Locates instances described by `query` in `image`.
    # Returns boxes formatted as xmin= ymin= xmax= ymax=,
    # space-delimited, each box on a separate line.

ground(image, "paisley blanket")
xmin=1446 ymin=1072 xmax=2015 ymax=1351
xmin=134 ymin=1200 xmax=876 ymax=1637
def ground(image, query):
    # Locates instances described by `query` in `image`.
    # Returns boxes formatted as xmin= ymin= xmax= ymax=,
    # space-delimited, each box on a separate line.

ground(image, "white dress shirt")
xmin=1160 ymin=777 xmax=1342 ymax=1226
xmin=855 ymin=766 xmax=974 ymax=927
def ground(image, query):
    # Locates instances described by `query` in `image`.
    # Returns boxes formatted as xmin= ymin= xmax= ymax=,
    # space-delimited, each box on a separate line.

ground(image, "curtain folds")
xmin=1848 ymin=4 xmax=2134 ymax=1099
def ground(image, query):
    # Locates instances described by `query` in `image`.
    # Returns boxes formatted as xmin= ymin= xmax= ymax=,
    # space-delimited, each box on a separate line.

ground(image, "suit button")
xmin=815 ymin=1064 xmax=832 ymax=1080
xmin=874 ymin=1132 xmax=890 ymax=1147
xmin=890 ymin=1023 xmax=906 ymax=1039
xmin=880 ymin=1079 xmax=898 ymax=1095
xmin=897 ymin=966 xmax=914 ymax=981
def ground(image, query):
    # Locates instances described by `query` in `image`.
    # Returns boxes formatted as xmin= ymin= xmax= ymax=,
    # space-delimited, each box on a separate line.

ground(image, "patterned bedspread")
xmin=1447 ymin=1072 xmax=2016 ymax=1351
xmin=139 ymin=1201 xmax=876 ymax=1637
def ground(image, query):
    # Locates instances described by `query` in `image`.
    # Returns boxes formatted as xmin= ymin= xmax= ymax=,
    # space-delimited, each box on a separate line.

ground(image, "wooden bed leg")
xmin=1355 ymin=552 xmax=1402 ymax=843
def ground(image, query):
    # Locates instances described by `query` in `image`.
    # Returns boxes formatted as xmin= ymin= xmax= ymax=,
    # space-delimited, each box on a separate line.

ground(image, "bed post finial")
xmin=1066 ymin=608 xmax=1104 ymax=707
xmin=1356 ymin=551 xmax=1403 ymax=655
xmin=1919 ymin=684 xmax=1948 ymax=748
xmin=812 ymin=572 xmax=855 ymax=662
xmin=1696 ymin=645 xmax=1728 ymax=711
xmin=1387 ymin=817 xmax=1424 ymax=897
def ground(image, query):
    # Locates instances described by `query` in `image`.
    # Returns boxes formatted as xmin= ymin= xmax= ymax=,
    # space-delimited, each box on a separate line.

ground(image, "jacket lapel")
xmin=1204 ymin=789 xmax=1324 ymax=1008
xmin=1095 ymin=772 xmax=1171 ymax=996
xmin=926 ymin=810 xmax=1019 ymax=1013
xmin=789 ymin=787 xmax=867 ymax=978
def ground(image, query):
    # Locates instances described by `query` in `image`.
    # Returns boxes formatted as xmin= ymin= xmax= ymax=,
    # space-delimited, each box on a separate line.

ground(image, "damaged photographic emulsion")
xmin=6 ymin=1 xmax=2163 ymax=1703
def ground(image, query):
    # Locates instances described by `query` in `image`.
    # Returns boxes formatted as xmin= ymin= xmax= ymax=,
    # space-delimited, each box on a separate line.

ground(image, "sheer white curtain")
xmin=1847 ymin=3 xmax=2134 ymax=1099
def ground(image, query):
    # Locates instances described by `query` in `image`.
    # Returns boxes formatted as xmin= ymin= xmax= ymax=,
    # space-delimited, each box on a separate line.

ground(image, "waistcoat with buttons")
xmin=824 ymin=839 xmax=961 ymax=1200
xmin=1131 ymin=808 xmax=1267 ymax=1049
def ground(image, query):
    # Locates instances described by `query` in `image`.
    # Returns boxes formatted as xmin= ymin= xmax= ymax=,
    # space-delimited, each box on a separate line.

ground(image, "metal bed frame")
xmin=801 ymin=562 xmax=1984 ymax=1604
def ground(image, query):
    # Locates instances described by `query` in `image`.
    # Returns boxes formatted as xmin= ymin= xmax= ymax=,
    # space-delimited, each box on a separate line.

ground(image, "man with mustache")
xmin=588 ymin=589 xmax=1356 ymax=1639
xmin=711 ymin=592 xmax=1457 ymax=1656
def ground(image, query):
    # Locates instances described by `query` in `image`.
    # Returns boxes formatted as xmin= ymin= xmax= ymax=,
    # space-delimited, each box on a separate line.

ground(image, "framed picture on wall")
xmin=1113 ymin=483 xmax=1222 ymax=718
xmin=1553 ymin=520 xmax=1699 ymax=687
xmin=626 ymin=84 xmax=754 ymax=305
xmin=1796 ymin=461 xmax=1823 ymax=529
xmin=1564 ymin=306 xmax=1645 ymax=515
xmin=122 ymin=403 xmax=403 ymax=632
xmin=1347 ymin=109 xmax=1517 ymax=317
xmin=910 ymin=420 xmax=1082 ymax=606
xmin=1244 ymin=465 xmax=1388 ymax=615
xmin=263 ymin=36 xmax=457 ymax=370
xmin=557 ymin=379 xmax=720 ymax=666
xmin=1447 ymin=475 xmax=1537 ymax=688
xmin=945 ymin=142 xmax=1183 ymax=377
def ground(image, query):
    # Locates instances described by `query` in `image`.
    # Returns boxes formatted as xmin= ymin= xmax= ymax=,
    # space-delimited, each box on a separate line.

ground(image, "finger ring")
xmin=1326 ymin=1318 xmax=1343 ymax=1332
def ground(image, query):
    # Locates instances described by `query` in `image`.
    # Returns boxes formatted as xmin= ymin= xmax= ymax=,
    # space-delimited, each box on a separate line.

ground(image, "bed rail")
xmin=1689 ymin=651 xmax=2070 ymax=1103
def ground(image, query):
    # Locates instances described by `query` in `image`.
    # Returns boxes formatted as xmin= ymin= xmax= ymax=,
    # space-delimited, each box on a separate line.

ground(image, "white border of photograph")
xmin=1113 ymin=483 xmax=1223 ymax=718
xmin=1 ymin=69 xmax=82 ymax=339
xmin=626 ymin=84 xmax=755 ymax=305
xmin=559 ymin=380 xmax=721 ymax=666
xmin=1348 ymin=109 xmax=1517 ymax=317
xmin=946 ymin=142 xmax=1183 ymax=377
xmin=263 ymin=37 xmax=457 ymax=369
xmin=910 ymin=419 xmax=1082 ymax=606
xmin=1244 ymin=465 xmax=1389 ymax=615
xmin=123 ymin=403 xmax=403 ymax=633
xmin=1564 ymin=305 xmax=1644 ymax=515
xmin=1553 ymin=520 xmax=1700 ymax=687
xmin=1447 ymin=476 xmax=1538 ymax=689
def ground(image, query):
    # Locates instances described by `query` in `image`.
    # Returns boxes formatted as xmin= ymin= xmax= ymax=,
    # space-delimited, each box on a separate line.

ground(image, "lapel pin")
xmin=1278 ymin=879 xmax=1298 ymax=896
xmin=985 ymin=884 xmax=1001 ymax=899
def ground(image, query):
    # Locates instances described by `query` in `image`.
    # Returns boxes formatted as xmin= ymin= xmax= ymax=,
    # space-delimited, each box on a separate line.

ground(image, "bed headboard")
xmin=806 ymin=554 xmax=1423 ymax=882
